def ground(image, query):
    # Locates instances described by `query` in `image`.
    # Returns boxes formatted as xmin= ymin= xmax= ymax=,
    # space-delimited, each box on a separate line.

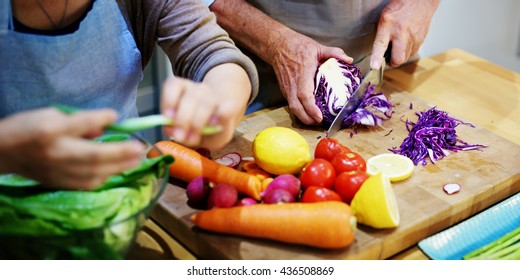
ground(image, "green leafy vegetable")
xmin=463 ymin=227 xmax=520 ymax=260
xmin=0 ymin=133 xmax=173 ymax=259
xmin=0 ymin=174 xmax=39 ymax=187
xmin=53 ymin=104 xmax=222 ymax=135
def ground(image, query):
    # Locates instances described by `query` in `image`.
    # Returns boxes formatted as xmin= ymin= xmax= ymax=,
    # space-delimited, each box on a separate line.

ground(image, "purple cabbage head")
xmin=314 ymin=58 xmax=393 ymax=128
xmin=314 ymin=58 xmax=362 ymax=125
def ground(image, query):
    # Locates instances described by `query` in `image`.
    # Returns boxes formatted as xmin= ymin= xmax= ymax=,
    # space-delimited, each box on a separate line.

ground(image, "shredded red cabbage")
xmin=390 ymin=107 xmax=487 ymax=166
xmin=341 ymin=84 xmax=393 ymax=127
xmin=314 ymin=58 xmax=393 ymax=128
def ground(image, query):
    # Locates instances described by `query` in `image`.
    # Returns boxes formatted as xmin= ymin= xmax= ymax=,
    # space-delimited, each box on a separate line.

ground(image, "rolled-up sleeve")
xmin=155 ymin=0 xmax=258 ymax=104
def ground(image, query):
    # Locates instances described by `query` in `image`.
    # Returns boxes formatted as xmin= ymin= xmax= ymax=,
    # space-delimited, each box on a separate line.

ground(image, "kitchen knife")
xmin=326 ymin=46 xmax=392 ymax=138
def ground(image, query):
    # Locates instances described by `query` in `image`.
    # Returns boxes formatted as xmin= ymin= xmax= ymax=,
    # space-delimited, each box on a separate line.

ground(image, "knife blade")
xmin=326 ymin=45 xmax=392 ymax=138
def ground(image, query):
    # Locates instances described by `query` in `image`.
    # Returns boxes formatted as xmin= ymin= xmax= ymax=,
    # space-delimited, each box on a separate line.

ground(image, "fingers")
xmin=320 ymin=47 xmax=353 ymax=64
xmin=42 ymin=138 xmax=145 ymax=190
xmin=289 ymin=98 xmax=315 ymax=125
xmin=298 ymin=67 xmax=323 ymax=124
xmin=60 ymin=108 xmax=118 ymax=138
xmin=370 ymin=24 xmax=392 ymax=70
xmin=283 ymin=69 xmax=320 ymax=125
xmin=16 ymin=108 xmax=117 ymax=145
xmin=161 ymin=77 xmax=218 ymax=147
xmin=51 ymin=138 xmax=144 ymax=165
xmin=176 ymin=84 xmax=217 ymax=146
xmin=161 ymin=77 xmax=185 ymax=138
xmin=389 ymin=38 xmax=412 ymax=67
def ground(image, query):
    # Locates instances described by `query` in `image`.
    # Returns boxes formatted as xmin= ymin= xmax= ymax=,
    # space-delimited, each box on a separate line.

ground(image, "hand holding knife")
xmin=326 ymin=44 xmax=392 ymax=138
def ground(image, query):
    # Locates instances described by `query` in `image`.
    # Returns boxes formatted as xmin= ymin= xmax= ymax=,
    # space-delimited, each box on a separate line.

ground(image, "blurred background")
xmin=420 ymin=0 xmax=520 ymax=73
xmin=137 ymin=0 xmax=520 ymax=143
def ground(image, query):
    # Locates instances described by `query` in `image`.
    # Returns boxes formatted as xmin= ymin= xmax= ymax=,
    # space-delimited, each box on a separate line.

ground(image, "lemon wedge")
xmin=366 ymin=153 xmax=414 ymax=182
xmin=252 ymin=127 xmax=312 ymax=175
xmin=350 ymin=173 xmax=400 ymax=229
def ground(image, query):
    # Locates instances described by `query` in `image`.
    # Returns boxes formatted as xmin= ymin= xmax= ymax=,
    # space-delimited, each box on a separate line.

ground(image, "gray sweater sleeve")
xmin=120 ymin=0 xmax=258 ymax=104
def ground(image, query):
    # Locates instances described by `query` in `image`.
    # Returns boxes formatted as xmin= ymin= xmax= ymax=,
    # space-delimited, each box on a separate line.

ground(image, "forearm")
xmin=210 ymin=0 xmax=297 ymax=65
xmin=0 ymin=118 xmax=15 ymax=174
xmin=203 ymin=63 xmax=251 ymax=124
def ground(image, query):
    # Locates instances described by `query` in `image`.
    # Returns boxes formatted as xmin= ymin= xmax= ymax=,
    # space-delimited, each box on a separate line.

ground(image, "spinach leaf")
xmin=0 ymin=174 xmax=39 ymax=187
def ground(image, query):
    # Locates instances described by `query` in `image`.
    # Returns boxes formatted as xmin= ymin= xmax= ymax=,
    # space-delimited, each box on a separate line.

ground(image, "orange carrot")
xmin=241 ymin=161 xmax=259 ymax=171
xmin=149 ymin=140 xmax=262 ymax=200
xmin=261 ymin=177 xmax=274 ymax=193
xmin=191 ymin=201 xmax=357 ymax=249
xmin=246 ymin=168 xmax=271 ymax=181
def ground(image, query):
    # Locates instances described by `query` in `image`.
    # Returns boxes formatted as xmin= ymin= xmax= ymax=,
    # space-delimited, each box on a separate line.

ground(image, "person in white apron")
xmin=204 ymin=0 xmax=439 ymax=124
xmin=0 ymin=0 xmax=257 ymax=190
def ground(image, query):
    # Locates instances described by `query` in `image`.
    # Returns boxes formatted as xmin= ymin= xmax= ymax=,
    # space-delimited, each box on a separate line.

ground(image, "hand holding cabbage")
xmin=267 ymin=31 xmax=353 ymax=125
xmin=314 ymin=58 xmax=393 ymax=129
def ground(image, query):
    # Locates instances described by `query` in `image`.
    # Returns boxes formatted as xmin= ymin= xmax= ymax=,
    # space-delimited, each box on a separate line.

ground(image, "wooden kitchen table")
xmin=128 ymin=49 xmax=520 ymax=260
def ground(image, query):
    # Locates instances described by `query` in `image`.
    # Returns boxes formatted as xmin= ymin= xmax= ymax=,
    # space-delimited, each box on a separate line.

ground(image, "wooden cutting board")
xmin=151 ymin=83 xmax=520 ymax=260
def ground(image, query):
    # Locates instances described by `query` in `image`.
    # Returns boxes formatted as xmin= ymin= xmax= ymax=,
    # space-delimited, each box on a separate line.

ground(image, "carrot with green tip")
xmin=148 ymin=140 xmax=262 ymax=200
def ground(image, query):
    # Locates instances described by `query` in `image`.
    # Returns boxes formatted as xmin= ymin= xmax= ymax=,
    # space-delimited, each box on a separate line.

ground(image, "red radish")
xmin=262 ymin=189 xmax=295 ymax=204
xmin=261 ymin=174 xmax=301 ymax=199
xmin=150 ymin=141 xmax=262 ymax=200
xmin=236 ymin=197 xmax=258 ymax=206
xmin=186 ymin=176 xmax=211 ymax=205
xmin=443 ymin=183 xmax=461 ymax=195
xmin=215 ymin=152 xmax=242 ymax=169
xmin=207 ymin=183 xmax=238 ymax=209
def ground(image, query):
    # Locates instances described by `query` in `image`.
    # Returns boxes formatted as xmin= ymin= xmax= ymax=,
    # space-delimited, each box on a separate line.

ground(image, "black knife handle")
xmin=384 ymin=42 xmax=392 ymax=64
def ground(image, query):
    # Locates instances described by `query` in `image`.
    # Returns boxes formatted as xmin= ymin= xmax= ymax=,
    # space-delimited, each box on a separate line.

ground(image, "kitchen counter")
xmin=128 ymin=49 xmax=520 ymax=260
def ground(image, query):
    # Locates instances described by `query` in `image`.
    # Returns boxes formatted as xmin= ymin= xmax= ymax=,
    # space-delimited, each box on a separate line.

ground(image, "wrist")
xmin=204 ymin=63 xmax=251 ymax=107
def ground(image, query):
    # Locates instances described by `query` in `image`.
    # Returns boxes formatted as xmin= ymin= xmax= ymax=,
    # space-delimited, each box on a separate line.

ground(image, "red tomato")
xmin=330 ymin=151 xmax=367 ymax=174
xmin=333 ymin=171 xmax=369 ymax=204
xmin=314 ymin=138 xmax=350 ymax=162
xmin=301 ymin=186 xmax=342 ymax=203
xmin=299 ymin=158 xmax=336 ymax=189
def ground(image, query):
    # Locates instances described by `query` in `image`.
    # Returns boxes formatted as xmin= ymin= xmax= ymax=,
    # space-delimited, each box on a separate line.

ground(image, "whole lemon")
xmin=252 ymin=127 xmax=311 ymax=175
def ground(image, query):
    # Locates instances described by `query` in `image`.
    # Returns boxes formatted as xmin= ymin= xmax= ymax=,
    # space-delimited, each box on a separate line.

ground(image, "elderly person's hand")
xmin=370 ymin=0 xmax=440 ymax=70
xmin=269 ymin=31 xmax=353 ymax=125
xmin=0 ymin=108 xmax=144 ymax=190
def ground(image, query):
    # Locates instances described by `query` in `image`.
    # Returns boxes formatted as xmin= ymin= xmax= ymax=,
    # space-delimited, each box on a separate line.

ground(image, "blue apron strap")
xmin=0 ymin=0 xmax=12 ymax=33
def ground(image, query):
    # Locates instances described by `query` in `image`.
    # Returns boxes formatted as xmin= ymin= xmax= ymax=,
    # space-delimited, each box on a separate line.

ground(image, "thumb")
xmin=66 ymin=109 xmax=118 ymax=137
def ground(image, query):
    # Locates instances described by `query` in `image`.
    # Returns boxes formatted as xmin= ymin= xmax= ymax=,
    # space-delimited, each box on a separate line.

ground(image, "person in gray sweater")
xmin=0 ymin=0 xmax=258 ymax=190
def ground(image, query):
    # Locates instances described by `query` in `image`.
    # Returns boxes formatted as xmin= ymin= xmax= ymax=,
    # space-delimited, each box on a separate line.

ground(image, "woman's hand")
xmin=0 ymin=108 xmax=144 ymax=190
xmin=161 ymin=63 xmax=252 ymax=150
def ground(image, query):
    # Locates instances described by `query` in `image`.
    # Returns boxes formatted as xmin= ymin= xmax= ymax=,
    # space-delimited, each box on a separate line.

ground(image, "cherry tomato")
xmin=314 ymin=138 xmax=350 ymax=162
xmin=301 ymin=186 xmax=342 ymax=203
xmin=330 ymin=151 xmax=367 ymax=174
xmin=333 ymin=171 xmax=369 ymax=204
xmin=299 ymin=158 xmax=336 ymax=189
